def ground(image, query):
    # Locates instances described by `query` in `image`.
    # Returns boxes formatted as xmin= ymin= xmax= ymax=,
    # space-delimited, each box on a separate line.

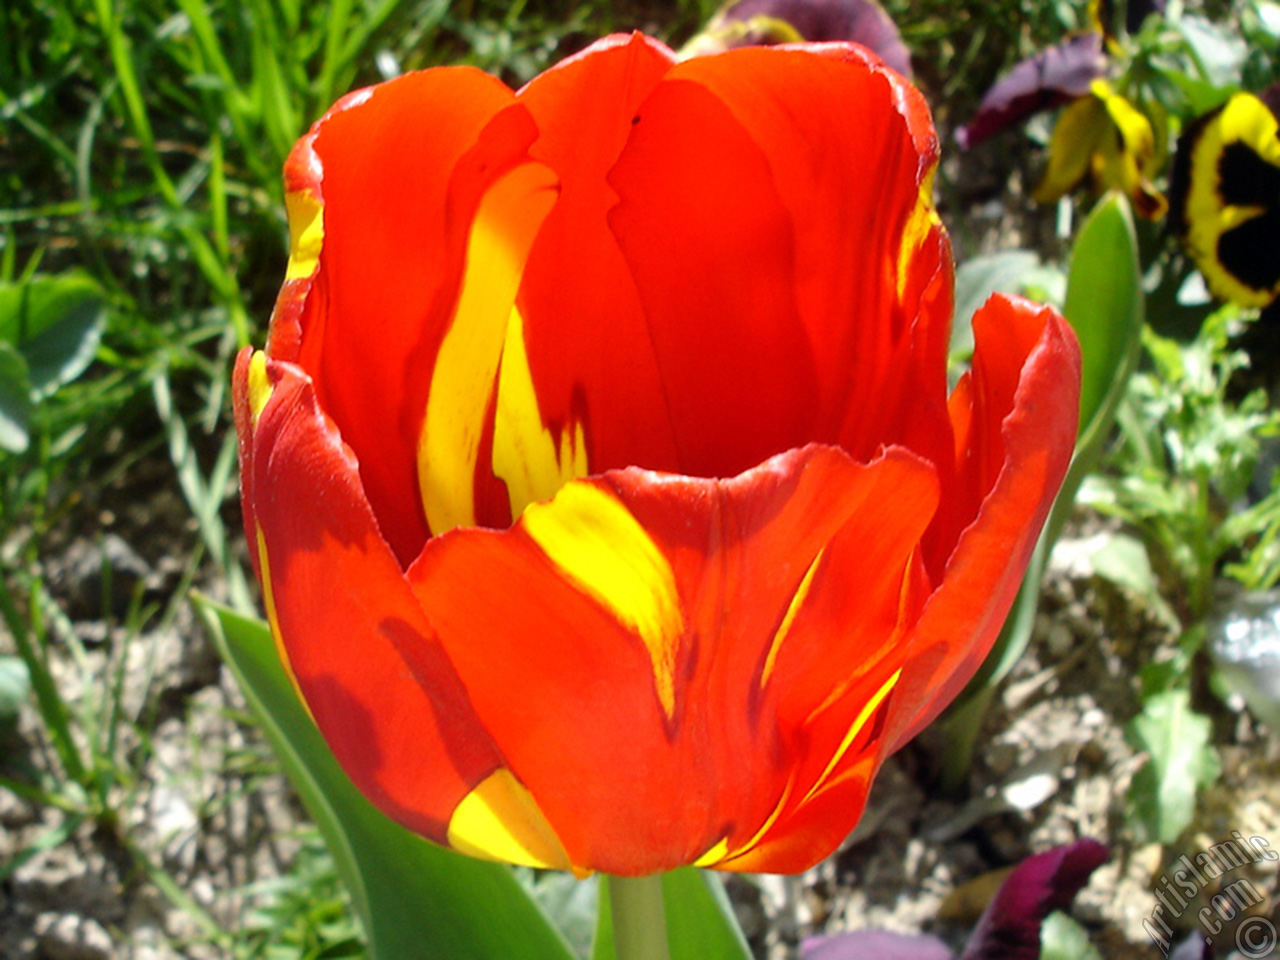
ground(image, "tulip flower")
xmin=233 ymin=33 xmax=1081 ymax=880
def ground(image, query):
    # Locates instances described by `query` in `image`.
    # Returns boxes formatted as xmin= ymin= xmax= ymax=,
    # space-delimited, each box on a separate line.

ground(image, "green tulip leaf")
xmin=0 ymin=343 xmax=32 ymax=454
xmin=0 ymin=273 xmax=106 ymax=399
xmin=194 ymin=596 xmax=576 ymax=960
xmin=1062 ymin=191 xmax=1144 ymax=462
xmin=592 ymin=870 xmax=752 ymax=960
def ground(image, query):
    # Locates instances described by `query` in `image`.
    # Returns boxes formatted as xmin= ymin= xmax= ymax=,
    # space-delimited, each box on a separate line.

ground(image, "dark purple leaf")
xmin=1261 ymin=80 xmax=1280 ymax=121
xmin=957 ymin=839 xmax=1110 ymax=960
xmin=956 ymin=33 xmax=1107 ymax=149
xmin=801 ymin=930 xmax=955 ymax=960
xmin=695 ymin=0 xmax=912 ymax=78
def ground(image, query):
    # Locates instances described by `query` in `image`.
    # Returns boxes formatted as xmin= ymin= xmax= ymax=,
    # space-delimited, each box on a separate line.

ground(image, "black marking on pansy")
xmin=1218 ymin=142 xmax=1280 ymax=209
xmin=1218 ymin=210 xmax=1280 ymax=292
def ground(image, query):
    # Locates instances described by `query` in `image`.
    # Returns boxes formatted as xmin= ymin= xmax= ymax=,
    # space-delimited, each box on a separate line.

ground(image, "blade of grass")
xmin=0 ymin=574 xmax=88 ymax=785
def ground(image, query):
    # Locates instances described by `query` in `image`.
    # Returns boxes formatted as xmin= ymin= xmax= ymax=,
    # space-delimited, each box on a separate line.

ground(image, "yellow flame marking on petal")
xmin=446 ymin=768 xmax=574 ymax=872
xmin=758 ymin=549 xmax=825 ymax=691
xmin=492 ymin=305 xmax=588 ymax=520
xmin=896 ymin=167 xmax=941 ymax=301
xmin=284 ymin=190 xmax=325 ymax=282
xmin=694 ymin=838 xmax=730 ymax=867
xmin=254 ymin=526 xmax=313 ymax=723
xmin=247 ymin=351 xmax=273 ymax=426
xmin=712 ymin=774 xmax=799 ymax=868
xmin=801 ymin=551 xmax=918 ymax=725
xmin=522 ymin=484 xmax=684 ymax=721
xmin=418 ymin=162 xmax=558 ymax=534
xmin=799 ymin=669 xmax=901 ymax=807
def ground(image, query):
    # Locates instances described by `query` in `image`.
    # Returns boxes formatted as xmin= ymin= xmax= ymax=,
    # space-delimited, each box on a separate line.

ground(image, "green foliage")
xmin=1041 ymin=910 xmax=1105 ymax=960
xmin=1125 ymin=687 xmax=1220 ymax=843
xmin=0 ymin=271 xmax=107 ymax=452
xmin=1063 ymin=193 xmax=1146 ymax=460
xmin=237 ymin=834 xmax=368 ymax=960
xmin=1082 ymin=305 xmax=1280 ymax=845
xmin=1085 ymin=531 xmax=1179 ymax=630
xmin=883 ymin=0 xmax=1076 ymax=109
xmin=1082 ymin=307 xmax=1280 ymax=621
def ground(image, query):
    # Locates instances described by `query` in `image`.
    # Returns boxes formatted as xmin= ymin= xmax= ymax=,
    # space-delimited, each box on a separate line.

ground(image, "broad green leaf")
xmin=592 ymin=870 xmax=752 ymax=960
xmin=0 ymin=274 xmax=107 ymax=398
xmin=1086 ymin=533 xmax=1179 ymax=630
xmin=0 ymin=343 xmax=32 ymax=454
xmin=1126 ymin=687 xmax=1219 ymax=843
xmin=195 ymin=597 xmax=576 ymax=960
xmin=1062 ymin=192 xmax=1144 ymax=459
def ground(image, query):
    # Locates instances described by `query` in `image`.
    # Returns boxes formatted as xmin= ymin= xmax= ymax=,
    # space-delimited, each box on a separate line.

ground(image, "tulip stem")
xmin=608 ymin=874 xmax=670 ymax=960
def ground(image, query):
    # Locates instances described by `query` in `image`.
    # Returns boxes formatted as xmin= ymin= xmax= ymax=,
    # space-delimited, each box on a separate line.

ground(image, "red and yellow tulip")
xmin=233 ymin=34 xmax=1081 ymax=878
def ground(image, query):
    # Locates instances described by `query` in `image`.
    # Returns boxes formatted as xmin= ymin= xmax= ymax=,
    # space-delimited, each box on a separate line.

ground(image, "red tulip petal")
xmin=268 ymin=69 xmax=543 ymax=562
xmin=774 ymin=41 xmax=936 ymax=165
xmin=606 ymin=46 xmax=954 ymax=480
xmin=235 ymin=352 xmax=581 ymax=870
xmin=405 ymin=443 xmax=938 ymax=875
xmin=233 ymin=348 xmax=264 ymax=583
xmin=704 ymin=470 xmax=937 ymax=873
xmin=240 ymin=35 xmax=1085 ymax=880
xmin=725 ymin=297 xmax=1079 ymax=871
xmin=886 ymin=295 xmax=1081 ymax=749
xmin=503 ymin=34 xmax=687 ymax=493
xmin=599 ymin=65 xmax=811 ymax=479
